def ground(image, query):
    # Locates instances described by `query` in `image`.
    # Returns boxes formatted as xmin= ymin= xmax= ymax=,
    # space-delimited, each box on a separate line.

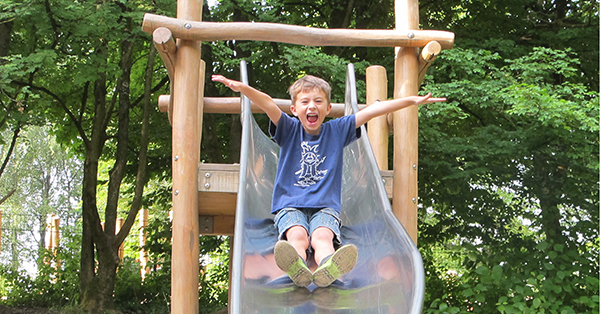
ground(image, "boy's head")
xmin=289 ymin=75 xmax=333 ymax=135
xmin=289 ymin=75 xmax=331 ymax=105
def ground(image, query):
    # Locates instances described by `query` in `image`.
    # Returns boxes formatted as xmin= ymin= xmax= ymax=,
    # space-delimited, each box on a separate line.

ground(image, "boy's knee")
xmin=286 ymin=226 xmax=309 ymax=242
xmin=311 ymin=227 xmax=334 ymax=245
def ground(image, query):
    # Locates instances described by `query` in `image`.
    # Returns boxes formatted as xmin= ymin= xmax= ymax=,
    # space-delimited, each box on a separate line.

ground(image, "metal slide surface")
xmin=229 ymin=61 xmax=424 ymax=314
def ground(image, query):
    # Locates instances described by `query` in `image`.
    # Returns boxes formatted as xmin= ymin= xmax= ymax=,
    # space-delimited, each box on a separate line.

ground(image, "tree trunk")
xmin=0 ymin=20 xmax=12 ymax=59
xmin=79 ymin=12 xmax=145 ymax=311
xmin=80 ymin=39 xmax=111 ymax=312
xmin=533 ymin=151 xmax=567 ymax=244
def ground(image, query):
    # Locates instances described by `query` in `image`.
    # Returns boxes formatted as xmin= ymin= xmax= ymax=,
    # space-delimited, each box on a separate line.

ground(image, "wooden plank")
xmin=198 ymin=192 xmax=237 ymax=215
xmin=199 ymin=215 xmax=235 ymax=235
xmin=198 ymin=163 xmax=240 ymax=193
xmin=142 ymin=14 xmax=454 ymax=49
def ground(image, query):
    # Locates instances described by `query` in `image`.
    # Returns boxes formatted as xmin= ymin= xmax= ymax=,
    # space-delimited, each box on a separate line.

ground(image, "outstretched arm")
xmin=212 ymin=75 xmax=283 ymax=125
xmin=354 ymin=93 xmax=446 ymax=128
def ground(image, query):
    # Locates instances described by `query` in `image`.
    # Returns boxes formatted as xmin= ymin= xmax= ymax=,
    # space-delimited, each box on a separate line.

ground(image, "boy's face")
xmin=290 ymin=88 xmax=332 ymax=135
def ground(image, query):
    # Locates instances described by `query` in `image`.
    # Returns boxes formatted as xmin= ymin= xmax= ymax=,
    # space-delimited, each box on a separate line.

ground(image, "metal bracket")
xmin=199 ymin=215 xmax=214 ymax=234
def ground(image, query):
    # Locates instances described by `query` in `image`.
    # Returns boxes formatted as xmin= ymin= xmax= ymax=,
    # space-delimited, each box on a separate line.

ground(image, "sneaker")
xmin=313 ymin=244 xmax=358 ymax=287
xmin=274 ymin=240 xmax=312 ymax=287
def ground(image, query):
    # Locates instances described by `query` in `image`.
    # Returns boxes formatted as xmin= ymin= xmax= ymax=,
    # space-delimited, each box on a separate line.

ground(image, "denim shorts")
xmin=274 ymin=207 xmax=342 ymax=247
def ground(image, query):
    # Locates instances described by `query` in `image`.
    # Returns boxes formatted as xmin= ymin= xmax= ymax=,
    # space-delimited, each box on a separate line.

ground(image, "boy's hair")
xmin=289 ymin=75 xmax=331 ymax=105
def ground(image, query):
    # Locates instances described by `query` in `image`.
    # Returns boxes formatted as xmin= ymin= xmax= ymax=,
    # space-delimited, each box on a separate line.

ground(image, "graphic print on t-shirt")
xmin=294 ymin=141 xmax=328 ymax=187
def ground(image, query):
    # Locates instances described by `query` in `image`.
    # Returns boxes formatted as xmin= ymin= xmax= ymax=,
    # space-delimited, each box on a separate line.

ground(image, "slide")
xmin=229 ymin=61 xmax=425 ymax=314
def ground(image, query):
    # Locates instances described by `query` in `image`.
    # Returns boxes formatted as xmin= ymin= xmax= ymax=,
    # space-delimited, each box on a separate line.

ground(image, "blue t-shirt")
xmin=268 ymin=112 xmax=361 ymax=214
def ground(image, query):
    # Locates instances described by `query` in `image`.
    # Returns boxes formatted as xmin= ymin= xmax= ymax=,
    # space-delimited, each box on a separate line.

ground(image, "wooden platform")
xmin=197 ymin=163 xmax=393 ymax=235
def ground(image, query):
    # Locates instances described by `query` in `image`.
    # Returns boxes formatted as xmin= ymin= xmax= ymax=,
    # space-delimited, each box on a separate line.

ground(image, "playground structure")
xmin=141 ymin=0 xmax=454 ymax=313
xmin=44 ymin=214 xmax=60 ymax=252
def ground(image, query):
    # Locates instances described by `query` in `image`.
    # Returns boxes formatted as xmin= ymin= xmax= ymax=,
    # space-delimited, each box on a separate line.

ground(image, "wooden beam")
xmin=153 ymin=27 xmax=177 ymax=82
xmin=116 ymin=218 xmax=124 ymax=260
xmin=366 ymin=66 xmax=389 ymax=170
xmin=142 ymin=13 xmax=454 ymax=49
xmin=171 ymin=0 xmax=202 ymax=313
xmin=393 ymin=0 xmax=420 ymax=244
xmin=418 ymin=41 xmax=442 ymax=85
xmin=139 ymin=208 xmax=149 ymax=280
xmin=159 ymin=96 xmax=366 ymax=117
xmin=199 ymin=163 xmax=239 ymax=192
xmin=199 ymin=215 xmax=235 ymax=236
xmin=153 ymin=27 xmax=177 ymax=124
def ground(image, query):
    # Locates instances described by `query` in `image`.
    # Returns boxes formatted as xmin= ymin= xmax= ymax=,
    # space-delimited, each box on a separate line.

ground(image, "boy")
xmin=212 ymin=74 xmax=445 ymax=287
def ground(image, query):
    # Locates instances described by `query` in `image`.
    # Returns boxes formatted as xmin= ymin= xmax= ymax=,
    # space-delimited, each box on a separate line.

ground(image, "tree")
xmin=414 ymin=1 xmax=598 ymax=312
xmin=0 ymin=125 xmax=82 ymax=271
xmin=1 ymin=0 xmax=172 ymax=311
xmin=419 ymin=39 xmax=598 ymax=314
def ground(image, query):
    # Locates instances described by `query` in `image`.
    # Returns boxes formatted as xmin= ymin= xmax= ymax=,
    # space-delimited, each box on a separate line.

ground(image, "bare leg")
xmin=377 ymin=256 xmax=401 ymax=281
xmin=285 ymin=226 xmax=310 ymax=260
xmin=243 ymin=254 xmax=285 ymax=280
xmin=311 ymin=227 xmax=335 ymax=265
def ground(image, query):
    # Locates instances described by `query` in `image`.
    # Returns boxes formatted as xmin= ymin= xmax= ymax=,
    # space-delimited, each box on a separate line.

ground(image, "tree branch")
xmin=0 ymin=189 xmax=17 ymax=206
xmin=12 ymin=81 xmax=90 ymax=146
xmin=0 ymin=124 xmax=21 ymax=179
xmin=130 ymin=75 xmax=169 ymax=109
xmin=117 ymin=45 xmax=156 ymax=246
xmin=79 ymin=81 xmax=89 ymax=125
xmin=105 ymin=26 xmax=136 ymax=238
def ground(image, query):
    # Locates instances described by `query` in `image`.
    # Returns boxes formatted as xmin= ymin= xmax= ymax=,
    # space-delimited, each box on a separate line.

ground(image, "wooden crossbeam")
xmin=142 ymin=14 xmax=454 ymax=49
xmin=159 ymin=96 xmax=366 ymax=117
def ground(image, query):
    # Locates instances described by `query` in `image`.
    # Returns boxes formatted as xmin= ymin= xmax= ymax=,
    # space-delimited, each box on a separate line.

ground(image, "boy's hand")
xmin=410 ymin=93 xmax=446 ymax=105
xmin=212 ymin=75 xmax=242 ymax=92
xmin=355 ymin=92 xmax=446 ymax=128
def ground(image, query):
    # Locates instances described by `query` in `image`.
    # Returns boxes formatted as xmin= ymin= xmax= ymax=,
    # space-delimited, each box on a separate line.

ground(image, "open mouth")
xmin=307 ymin=113 xmax=318 ymax=124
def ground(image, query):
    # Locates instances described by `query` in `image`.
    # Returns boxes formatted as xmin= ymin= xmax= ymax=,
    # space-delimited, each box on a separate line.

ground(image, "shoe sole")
xmin=313 ymin=244 xmax=358 ymax=287
xmin=274 ymin=241 xmax=312 ymax=287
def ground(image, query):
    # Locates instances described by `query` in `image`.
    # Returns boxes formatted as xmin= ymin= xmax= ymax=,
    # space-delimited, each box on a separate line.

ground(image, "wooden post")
xmin=198 ymin=60 xmax=205 ymax=151
xmin=45 ymin=214 xmax=55 ymax=250
xmin=53 ymin=216 xmax=60 ymax=269
xmin=116 ymin=218 xmax=124 ymax=260
xmin=139 ymin=208 xmax=149 ymax=280
xmin=393 ymin=0 xmax=420 ymax=244
xmin=366 ymin=66 xmax=389 ymax=170
xmin=52 ymin=216 xmax=60 ymax=250
xmin=44 ymin=214 xmax=60 ymax=268
xmin=171 ymin=0 xmax=203 ymax=313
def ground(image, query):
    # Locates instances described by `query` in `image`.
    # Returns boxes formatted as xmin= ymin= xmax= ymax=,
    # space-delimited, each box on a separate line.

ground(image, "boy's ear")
xmin=326 ymin=103 xmax=332 ymax=115
xmin=290 ymin=104 xmax=298 ymax=116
